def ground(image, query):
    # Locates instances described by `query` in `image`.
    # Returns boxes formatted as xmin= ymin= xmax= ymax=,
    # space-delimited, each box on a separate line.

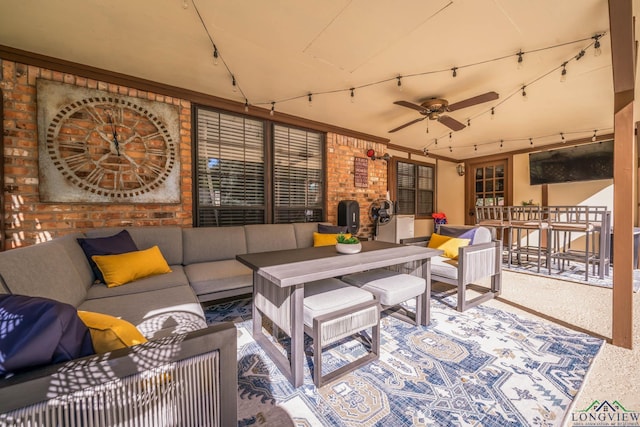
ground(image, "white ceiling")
xmin=0 ymin=0 xmax=634 ymax=160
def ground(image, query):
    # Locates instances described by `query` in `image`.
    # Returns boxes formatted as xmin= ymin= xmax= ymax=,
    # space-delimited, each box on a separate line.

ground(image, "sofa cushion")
xmin=184 ymin=260 xmax=253 ymax=295
xmin=427 ymin=233 xmax=470 ymax=259
xmin=245 ymin=224 xmax=297 ymax=253
xmin=92 ymin=246 xmax=172 ymax=288
xmin=183 ymin=226 xmax=247 ymax=264
xmin=293 ymin=222 xmax=326 ymax=248
xmin=85 ymin=227 xmax=184 ymax=265
xmin=85 ymin=266 xmax=190 ymax=300
xmin=77 ymin=311 xmax=148 ymax=353
xmin=430 ymin=256 xmax=459 ymax=281
xmin=78 ymin=286 xmax=207 ymax=339
xmin=0 ymin=240 xmax=88 ymax=306
xmin=77 ymin=230 xmax=139 ymax=283
xmin=438 ymin=225 xmax=492 ymax=244
xmin=313 ymin=232 xmax=351 ymax=247
xmin=0 ymin=295 xmax=94 ymax=376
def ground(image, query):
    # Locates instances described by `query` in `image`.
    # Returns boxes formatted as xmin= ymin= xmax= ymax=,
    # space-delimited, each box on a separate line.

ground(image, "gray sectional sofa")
xmin=0 ymin=221 xmax=325 ymax=426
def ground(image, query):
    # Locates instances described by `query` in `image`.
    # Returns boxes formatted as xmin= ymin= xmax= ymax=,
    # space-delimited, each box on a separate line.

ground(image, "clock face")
xmin=46 ymin=97 xmax=177 ymax=199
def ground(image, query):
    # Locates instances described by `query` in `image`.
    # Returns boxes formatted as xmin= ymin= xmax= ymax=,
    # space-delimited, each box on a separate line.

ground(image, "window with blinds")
xmin=273 ymin=125 xmax=324 ymax=223
xmin=195 ymin=109 xmax=265 ymax=226
xmin=396 ymin=161 xmax=434 ymax=218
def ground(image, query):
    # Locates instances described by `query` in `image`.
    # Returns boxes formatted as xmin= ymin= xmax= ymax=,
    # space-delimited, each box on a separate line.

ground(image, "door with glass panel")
xmin=466 ymin=159 xmax=510 ymax=225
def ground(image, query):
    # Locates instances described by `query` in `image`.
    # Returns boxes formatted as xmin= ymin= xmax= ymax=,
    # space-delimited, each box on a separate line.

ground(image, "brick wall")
xmin=325 ymin=133 xmax=388 ymax=238
xmin=0 ymin=59 xmax=388 ymax=248
xmin=1 ymin=60 xmax=193 ymax=248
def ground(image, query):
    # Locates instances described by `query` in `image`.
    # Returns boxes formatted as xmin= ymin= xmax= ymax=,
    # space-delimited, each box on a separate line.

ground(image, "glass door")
xmin=466 ymin=158 xmax=510 ymax=224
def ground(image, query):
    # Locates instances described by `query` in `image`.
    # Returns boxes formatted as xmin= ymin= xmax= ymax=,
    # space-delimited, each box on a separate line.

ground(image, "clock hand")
xmin=106 ymin=112 xmax=121 ymax=156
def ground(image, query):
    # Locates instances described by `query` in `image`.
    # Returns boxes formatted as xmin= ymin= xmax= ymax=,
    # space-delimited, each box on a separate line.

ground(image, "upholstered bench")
xmin=341 ymin=268 xmax=426 ymax=325
xmin=303 ymin=278 xmax=380 ymax=387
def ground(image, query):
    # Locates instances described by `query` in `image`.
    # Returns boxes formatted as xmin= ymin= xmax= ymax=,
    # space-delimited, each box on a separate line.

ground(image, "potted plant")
xmin=335 ymin=233 xmax=362 ymax=254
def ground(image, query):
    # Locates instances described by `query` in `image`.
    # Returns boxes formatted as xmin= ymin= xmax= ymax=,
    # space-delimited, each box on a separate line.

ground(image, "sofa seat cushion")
xmin=430 ymin=256 xmax=459 ymax=281
xmin=341 ymin=268 xmax=425 ymax=306
xmin=184 ymin=260 xmax=253 ymax=295
xmin=303 ymin=278 xmax=374 ymax=327
xmin=85 ymin=266 xmax=190 ymax=299
xmin=78 ymin=286 xmax=206 ymax=339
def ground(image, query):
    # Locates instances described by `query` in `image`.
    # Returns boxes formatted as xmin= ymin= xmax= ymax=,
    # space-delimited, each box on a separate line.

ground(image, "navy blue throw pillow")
xmin=317 ymin=224 xmax=349 ymax=234
xmin=77 ymin=230 xmax=138 ymax=283
xmin=0 ymin=294 xmax=94 ymax=377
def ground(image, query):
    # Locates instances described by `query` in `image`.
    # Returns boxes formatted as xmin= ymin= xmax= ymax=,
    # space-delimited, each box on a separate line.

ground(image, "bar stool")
xmin=507 ymin=205 xmax=548 ymax=273
xmin=341 ymin=268 xmax=426 ymax=325
xmin=303 ymin=277 xmax=380 ymax=387
xmin=476 ymin=205 xmax=510 ymax=244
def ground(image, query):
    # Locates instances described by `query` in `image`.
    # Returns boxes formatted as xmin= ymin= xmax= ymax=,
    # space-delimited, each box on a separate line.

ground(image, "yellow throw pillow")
xmin=427 ymin=233 xmax=470 ymax=259
xmin=77 ymin=311 xmax=147 ymax=353
xmin=313 ymin=232 xmax=351 ymax=247
xmin=92 ymin=245 xmax=172 ymax=288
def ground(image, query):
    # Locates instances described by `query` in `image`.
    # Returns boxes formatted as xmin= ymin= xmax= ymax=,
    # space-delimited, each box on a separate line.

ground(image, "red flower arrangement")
xmin=432 ymin=212 xmax=447 ymax=225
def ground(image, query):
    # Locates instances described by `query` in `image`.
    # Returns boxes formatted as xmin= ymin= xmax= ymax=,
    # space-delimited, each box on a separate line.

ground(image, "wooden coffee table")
xmin=237 ymin=240 xmax=441 ymax=387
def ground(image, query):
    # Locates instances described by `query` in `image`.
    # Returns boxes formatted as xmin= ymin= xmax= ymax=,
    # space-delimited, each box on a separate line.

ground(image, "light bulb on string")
xmin=491 ymin=107 xmax=495 ymax=120
xmin=592 ymin=130 xmax=597 ymax=142
xmin=560 ymin=62 xmax=567 ymax=83
xmin=425 ymin=123 xmax=429 ymax=134
xmin=517 ymin=51 xmax=524 ymax=69
xmin=561 ymin=132 xmax=566 ymax=143
xmin=467 ymin=119 xmax=471 ymax=127
xmin=451 ymin=67 xmax=458 ymax=78
xmin=423 ymin=148 xmax=429 ymax=156
xmin=350 ymin=88 xmax=355 ymax=103
xmin=474 ymin=145 xmax=477 ymax=152
xmin=213 ymin=45 xmax=219 ymax=66
xmin=575 ymin=50 xmax=585 ymax=61
xmin=449 ymin=132 xmax=452 ymax=144
xmin=521 ymin=85 xmax=528 ymax=101
xmin=244 ymin=100 xmax=249 ymax=112
xmin=397 ymin=76 xmax=403 ymax=91
xmin=500 ymin=139 xmax=504 ymax=149
xmin=231 ymin=75 xmax=237 ymax=92
xmin=308 ymin=93 xmax=313 ymax=108
xmin=593 ymin=34 xmax=602 ymax=57
xmin=449 ymin=146 xmax=453 ymax=153
xmin=529 ymin=137 xmax=533 ymax=146
xmin=434 ymin=138 xmax=438 ymax=145
xmin=270 ymin=102 xmax=275 ymax=116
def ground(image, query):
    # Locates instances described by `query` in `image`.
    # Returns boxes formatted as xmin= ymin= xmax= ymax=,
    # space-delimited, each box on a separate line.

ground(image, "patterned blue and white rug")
xmin=205 ymin=296 xmax=604 ymax=427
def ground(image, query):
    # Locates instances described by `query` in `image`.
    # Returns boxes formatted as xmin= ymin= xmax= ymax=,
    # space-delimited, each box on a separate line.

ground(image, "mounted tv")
xmin=529 ymin=140 xmax=614 ymax=185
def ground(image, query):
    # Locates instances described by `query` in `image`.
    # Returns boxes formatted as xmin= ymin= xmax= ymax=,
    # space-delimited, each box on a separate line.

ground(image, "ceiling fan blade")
xmin=388 ymin=117 xmax=427 ymax=133
xmin=447 ymin=91 xmax=499 ymax=112
xmin=394 ymin=100 xmax=428 ymax=113
xmin=438 ymin=115 xmax=466 ymax=131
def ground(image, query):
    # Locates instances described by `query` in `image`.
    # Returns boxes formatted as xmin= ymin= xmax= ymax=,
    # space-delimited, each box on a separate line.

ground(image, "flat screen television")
xmin=529 ymin=140 xmax=614 ymax=185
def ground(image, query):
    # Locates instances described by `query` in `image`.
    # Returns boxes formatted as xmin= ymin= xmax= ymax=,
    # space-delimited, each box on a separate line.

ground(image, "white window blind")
xmin=196 ymin=109 xmax=265 ymax=226
xmin=273 ymin=125 xmax=324 ymax=223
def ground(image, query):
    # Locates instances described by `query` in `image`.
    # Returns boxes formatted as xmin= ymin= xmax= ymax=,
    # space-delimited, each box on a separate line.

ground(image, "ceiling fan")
xmin=389 ymin=91 xmax=499 ymax=133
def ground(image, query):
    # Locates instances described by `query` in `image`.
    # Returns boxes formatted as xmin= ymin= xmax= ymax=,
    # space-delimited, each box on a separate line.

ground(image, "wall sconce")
xmin=366 ymin=149 xmax=391 ymax=161
xmin=456 ymin=163 xmax=466 ymax=176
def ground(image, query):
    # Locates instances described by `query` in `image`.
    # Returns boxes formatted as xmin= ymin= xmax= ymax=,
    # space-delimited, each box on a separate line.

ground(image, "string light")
xmin=425 ymin=123 xmax=429 ymax=134
xmin=593 ymin=34 xmax=602 ymax=57
xmin=270 ymin=102 xmax=275 ymax=116
xmin=451 ymin=67 xmax=458 ymax=78
xmin=467 ymin=119 xmax=471 ymax=127
xmin=244 ymin=100 xmax=249 ymax=112
xmin=449 ymin=146 xmax=453 ymax=153
xmin=474 ymin=145 xmax=477 ymax=152
xmin=517 ymin=51 xmax=524 ymax=69
xmin=350 ymin=88 xmax=355 ymax=103
xmin=491 ymin=107 xmax=495 ymax=119
xmin=500 ymin=139 xmax=504 ymax=149
xmin=397 ymin=76 xmax=403 ymax=91
xmin=529 ymin=137 xmax=533 ymax=146
xmin=575 ymin=50 xmax=585 ymax=61
xmin=449 ymin=132 xmax=453 ymax=142
xmin=521 ymin=85 xmax=527 ymax=101
xmin=213 ymin=45 xmax=219 ymax=66
xmin=423 ymin=148 xmax=429 ymax=156
xmin=592 ymin=130 xmax=597 ymax=141
xmin=561 ymin=132 xmax=565 ymax=143
xmin=435 ymin=138 xmax=438 ymax=145
xmin=232 ymin=75 xmax=237 ymax=92
xmin=308 ymin=93 xmax=313 ymax=107
xmin=560 ymin=62 xmax=567 ymax=82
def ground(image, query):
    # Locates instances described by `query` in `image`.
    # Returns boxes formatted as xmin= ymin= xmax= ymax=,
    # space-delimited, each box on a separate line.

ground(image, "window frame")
xmin=389 ymin=158 xmax=435 ymax=220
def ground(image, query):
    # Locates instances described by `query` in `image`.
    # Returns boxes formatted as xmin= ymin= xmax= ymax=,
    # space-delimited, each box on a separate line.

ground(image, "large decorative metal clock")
xmin=37 ymin=80 xmax=181 ymax=203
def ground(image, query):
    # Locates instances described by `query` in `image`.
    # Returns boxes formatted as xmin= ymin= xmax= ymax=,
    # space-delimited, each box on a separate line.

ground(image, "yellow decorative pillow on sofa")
xmin=313 ymin=232 xmax=351 ymax=247
xmin=77 ymin=311 xmax=147 ymax=353
xmin=427 ymin=233 xmax=470 ymax=259
xmin=92 ymin=245 xmax=172 ymax=288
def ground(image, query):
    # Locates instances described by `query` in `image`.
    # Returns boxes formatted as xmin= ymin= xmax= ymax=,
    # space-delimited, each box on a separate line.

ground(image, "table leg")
xmin=290 ymin=284 xmax=304 ymax=388
xmin=419 ymin=258 xmax=431 ymax=326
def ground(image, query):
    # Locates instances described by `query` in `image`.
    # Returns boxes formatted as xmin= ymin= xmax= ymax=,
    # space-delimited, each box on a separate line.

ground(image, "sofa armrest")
xmin=458 ymin=240 xmax=502 ymax=285
xmin=0 ymin=322 xmax=237 ymax=426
